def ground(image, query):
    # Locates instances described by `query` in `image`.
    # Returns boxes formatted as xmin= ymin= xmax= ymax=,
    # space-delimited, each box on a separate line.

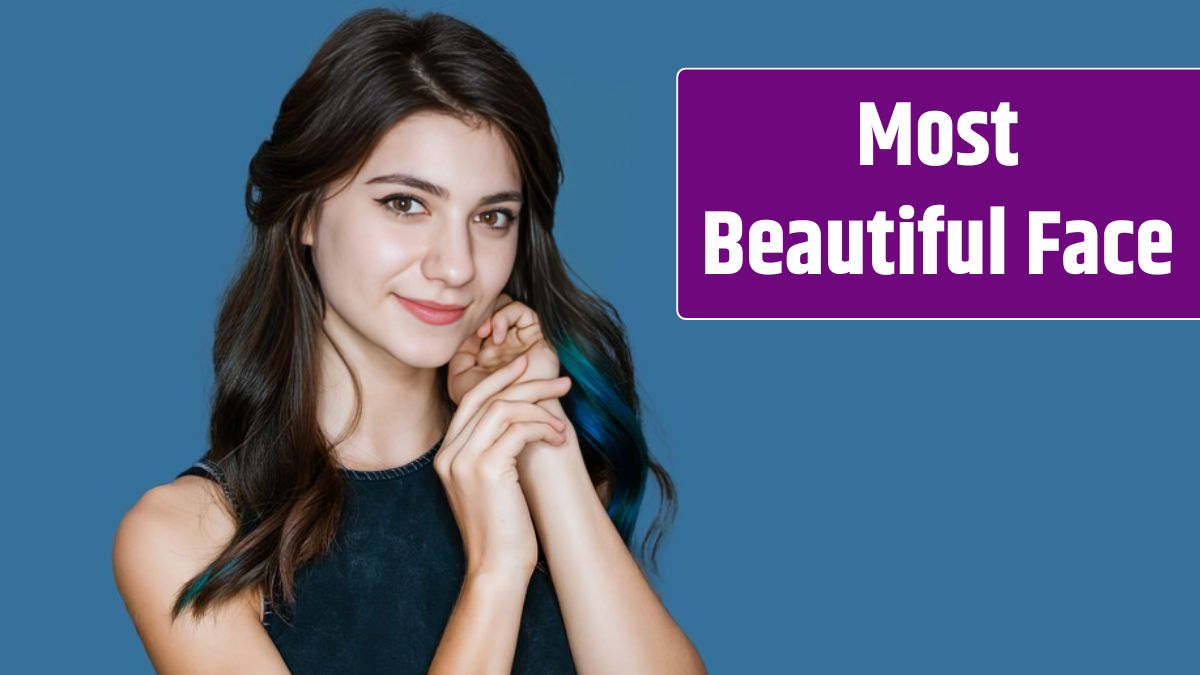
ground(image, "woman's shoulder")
xmin=113 ymin=473 xmax=246 ymax=599
xmin=117 ymin=472 xmax=240 ymax=554
xmin=112 ymin=474 xmax=257 ymax=619
xmin=126 ymin=473 xmax=238 ymax=538
xmin=112 ymin=475 xmax=278 ymax=671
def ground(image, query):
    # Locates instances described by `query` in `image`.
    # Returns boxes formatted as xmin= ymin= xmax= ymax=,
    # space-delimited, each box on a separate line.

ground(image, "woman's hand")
xmin=448 ymin=293 xmax=562 ymax=405
xmin=434 ymin=353 xmax=574 ymax=577
xmin=450 ymin=293 xmax=584 ymax=482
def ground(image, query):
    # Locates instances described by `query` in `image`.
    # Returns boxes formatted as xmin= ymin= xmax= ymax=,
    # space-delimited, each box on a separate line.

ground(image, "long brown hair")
xmin=173 ymin=7 xmax=677 ymax=622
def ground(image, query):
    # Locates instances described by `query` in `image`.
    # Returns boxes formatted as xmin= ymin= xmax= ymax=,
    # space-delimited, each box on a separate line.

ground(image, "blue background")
xmin=3 ymin=0 xmax=1196 ymax=672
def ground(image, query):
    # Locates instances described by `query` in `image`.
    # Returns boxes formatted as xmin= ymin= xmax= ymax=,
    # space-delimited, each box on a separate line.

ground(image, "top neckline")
xmin=337 ymin=436 xmax=444 ymax=481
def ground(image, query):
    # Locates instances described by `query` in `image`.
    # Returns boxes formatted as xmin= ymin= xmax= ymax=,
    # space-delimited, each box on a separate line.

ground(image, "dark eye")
xmin=376 ymin=194 xmax=427 ymax=217
xmin=475 ymin=209 xmax=518 ymax=231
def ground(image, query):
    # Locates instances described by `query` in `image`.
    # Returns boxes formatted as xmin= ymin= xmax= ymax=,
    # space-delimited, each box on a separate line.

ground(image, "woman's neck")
xmin=314 ymin=314 xmax=447 ymax=471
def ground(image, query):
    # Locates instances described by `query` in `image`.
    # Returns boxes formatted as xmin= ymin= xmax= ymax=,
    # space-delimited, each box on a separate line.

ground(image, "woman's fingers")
xmin=447 ymin=343 xmax=482 ymax=379
xmin=478 ymin=292 xmax=517 ymax=339
xmin=493 ymin=313 xmax=509 ymax=345
xmin=477 ymin=326 xmax=545 ymax=370
xmin=445 ymin=354 xmax=529 ymax=451
xmin=474 ymin=292 xmax=515 ymax=338
xmin=484 ymin=295 xmax=535 ymax=346
xmin=450 ymin=376 xmax=572 ymax=461
xmin=443 ymin=346 xmax=571 ymax=467
xmin=484 ymin=423 xmax=567 ymax=469
xmin=498 ymin=374 xmax=572 ymax=403
xmin=453 ymin=399 xmax=567 ymax=466
xmin=448 ymin=322 xmax=488 ymax=380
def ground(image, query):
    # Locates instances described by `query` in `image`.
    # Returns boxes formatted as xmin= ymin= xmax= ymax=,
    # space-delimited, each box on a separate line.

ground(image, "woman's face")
xmin=302 ymin=110 xmax=522 ymax=369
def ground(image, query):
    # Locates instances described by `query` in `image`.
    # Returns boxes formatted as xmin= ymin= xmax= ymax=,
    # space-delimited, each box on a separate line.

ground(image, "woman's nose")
xmin=422 ymin=219 xmax=475 ymax=288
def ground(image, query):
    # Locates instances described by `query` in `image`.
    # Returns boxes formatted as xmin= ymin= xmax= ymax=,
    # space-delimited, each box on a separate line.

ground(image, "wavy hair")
xmin=172 ymin=7 xmax=677 ymax=622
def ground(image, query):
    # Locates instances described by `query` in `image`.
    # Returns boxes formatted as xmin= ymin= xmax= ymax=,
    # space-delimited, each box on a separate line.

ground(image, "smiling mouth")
xmin=394 ymin=294 xmax=467 ymax=325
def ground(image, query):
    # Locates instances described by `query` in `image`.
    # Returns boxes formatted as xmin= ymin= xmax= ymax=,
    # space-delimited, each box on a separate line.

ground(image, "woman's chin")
xmin=388 ymin=343 xmax=462 ymax=371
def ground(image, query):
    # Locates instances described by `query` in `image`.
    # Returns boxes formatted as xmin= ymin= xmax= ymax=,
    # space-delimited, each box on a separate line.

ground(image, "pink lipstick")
xmin=394 ymin=294 xmax=467 ymax=325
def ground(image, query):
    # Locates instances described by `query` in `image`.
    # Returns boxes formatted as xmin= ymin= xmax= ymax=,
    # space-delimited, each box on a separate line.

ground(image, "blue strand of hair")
xmin=555 ymin=334 xmax=649 ymax=545
xmin=174 ymin=557 xmax=241 ymax=614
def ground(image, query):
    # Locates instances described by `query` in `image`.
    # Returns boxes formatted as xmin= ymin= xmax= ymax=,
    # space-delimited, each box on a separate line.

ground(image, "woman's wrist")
xmin=429 ymin=563 xmax=532 ymax=674
xmin=464 ymin=562 xmax=535 ymax=592
xmin=458 ymin=566 xmax=533 ymax=627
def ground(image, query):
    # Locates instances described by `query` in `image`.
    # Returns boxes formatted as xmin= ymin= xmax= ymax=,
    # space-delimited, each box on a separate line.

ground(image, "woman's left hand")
xmin=448 ymin=293 xmax=562 ymax=405
xmin=448 ymin=293 xmax=584 ymax=483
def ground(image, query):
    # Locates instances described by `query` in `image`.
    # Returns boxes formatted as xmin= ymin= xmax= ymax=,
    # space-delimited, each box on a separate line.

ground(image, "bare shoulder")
xmin=115 ymin=476 xmax=241 ymax=595
xmin=126 ymin=475 xmax=239 ymax=547
xmin=113 ymin=476 xmax=289 ymax=674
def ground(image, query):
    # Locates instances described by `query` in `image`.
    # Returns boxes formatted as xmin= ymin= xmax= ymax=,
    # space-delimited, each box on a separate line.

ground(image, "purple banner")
xmin=676 ymin=69 xmax=1199 ymax=319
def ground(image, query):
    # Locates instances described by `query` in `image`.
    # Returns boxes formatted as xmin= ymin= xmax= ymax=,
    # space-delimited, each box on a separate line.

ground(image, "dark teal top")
xmin=176 ymin=437 xmax=577 ymax=674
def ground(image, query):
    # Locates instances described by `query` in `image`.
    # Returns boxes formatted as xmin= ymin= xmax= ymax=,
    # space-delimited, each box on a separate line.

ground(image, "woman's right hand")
xmin=434 ymin=353 xmax=574 ymax=578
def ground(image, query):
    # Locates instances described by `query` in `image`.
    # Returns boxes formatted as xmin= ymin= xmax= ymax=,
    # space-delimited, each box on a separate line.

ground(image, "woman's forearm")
xmin=427 ymin=569 xmax=531 ymax=674
xmin=520 ymin=398 xmax=707 ymax=674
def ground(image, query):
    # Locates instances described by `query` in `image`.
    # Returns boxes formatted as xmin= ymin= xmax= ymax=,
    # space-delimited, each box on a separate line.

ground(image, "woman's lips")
xmin=394 ymin=295 xmax=466 ymax=325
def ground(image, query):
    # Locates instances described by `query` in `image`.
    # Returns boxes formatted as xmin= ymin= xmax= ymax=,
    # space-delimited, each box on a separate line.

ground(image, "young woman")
xmin=111 ymin=8 xmax=705 ymax=674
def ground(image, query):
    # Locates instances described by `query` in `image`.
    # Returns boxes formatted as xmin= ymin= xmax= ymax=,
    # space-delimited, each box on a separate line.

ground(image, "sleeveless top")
xmin=175 ymin=437 xmax=578 ymax=674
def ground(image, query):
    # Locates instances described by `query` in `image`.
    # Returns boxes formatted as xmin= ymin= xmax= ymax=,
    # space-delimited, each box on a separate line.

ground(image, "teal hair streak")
xmin=556 ymin=335 xmax=649 ymax=544
xmin=174 ymin=557 xmax=241 ymax=615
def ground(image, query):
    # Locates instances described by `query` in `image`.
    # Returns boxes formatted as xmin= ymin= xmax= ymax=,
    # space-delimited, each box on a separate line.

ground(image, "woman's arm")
xmin=113 ymin=479 xmax=292 ymax=674
xmin=432 ymin=356 xmax=577 ymax=672
xmin=518 ymin=397 xmax=708 ymax=675
xmin=427 ymin=569 xmax=530 ymax=674
xmin=464 ymin=298 xmax=705 ymax=672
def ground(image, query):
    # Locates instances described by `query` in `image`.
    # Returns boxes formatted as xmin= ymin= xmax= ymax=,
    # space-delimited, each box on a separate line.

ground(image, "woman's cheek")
xmin=478 ymin=237 xmax=519 ymax=292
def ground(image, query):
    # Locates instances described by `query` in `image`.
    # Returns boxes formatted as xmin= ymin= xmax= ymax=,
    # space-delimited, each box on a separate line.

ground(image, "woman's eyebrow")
xmin=366 ymin=173 xmax=522 ymax=206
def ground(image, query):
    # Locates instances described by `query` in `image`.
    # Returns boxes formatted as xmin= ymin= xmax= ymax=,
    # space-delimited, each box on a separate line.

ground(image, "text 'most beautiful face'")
xmin=302 ymin=110 xmax=523 ymax=369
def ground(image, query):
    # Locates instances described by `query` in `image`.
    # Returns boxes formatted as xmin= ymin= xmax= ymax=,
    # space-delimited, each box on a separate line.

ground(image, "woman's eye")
xmin=376 ymin=194 xmax=515 ymax=231
xmin=475 ymin=209 xmax=518 ymax=231
xmin=378 ymin=194 xmax=427 ymax=217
